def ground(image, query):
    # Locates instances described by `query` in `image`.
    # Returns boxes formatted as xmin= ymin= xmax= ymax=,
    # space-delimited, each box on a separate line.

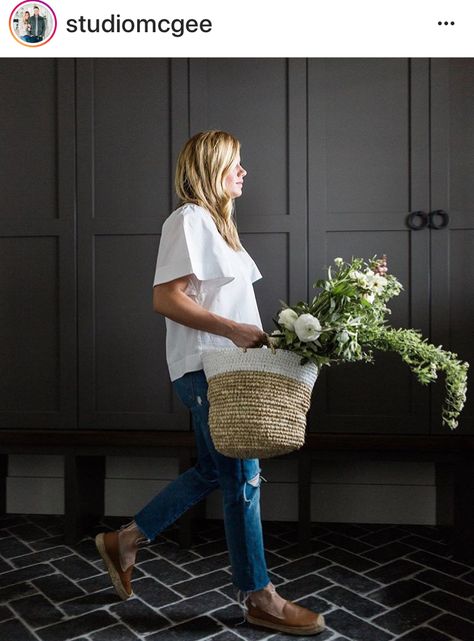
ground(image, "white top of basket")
xmin=202 ymin=347 xmax=318 ymax=388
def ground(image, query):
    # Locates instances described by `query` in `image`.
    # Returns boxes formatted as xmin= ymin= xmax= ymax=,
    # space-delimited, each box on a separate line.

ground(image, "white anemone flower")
xmin=278 ymin=308 xmax=298 ymax=331
xmin=294 ymin=314 xmax=322 ymax=342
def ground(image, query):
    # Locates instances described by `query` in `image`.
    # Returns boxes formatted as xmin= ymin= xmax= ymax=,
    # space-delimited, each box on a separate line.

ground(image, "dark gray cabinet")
xmin=0 ymin=58 xmax=472 ymax=434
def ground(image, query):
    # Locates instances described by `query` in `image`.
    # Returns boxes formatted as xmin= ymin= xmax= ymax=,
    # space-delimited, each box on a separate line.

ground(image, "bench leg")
xmin=436 ymin=457 xmax=474 ymax=563
xmin=64 ymin=454 xmax=105 ymax=545
xmin=0 ymin=455 xmax=8 ymax=515
xmin=298 ymin=450 xmax=312 ymax=552
xmin=452 ymin=455 xmax=474 ymax=563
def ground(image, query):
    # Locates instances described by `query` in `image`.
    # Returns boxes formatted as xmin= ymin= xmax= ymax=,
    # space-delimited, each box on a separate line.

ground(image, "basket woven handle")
xmin=242 ymin=332 xmax=277 ymax=354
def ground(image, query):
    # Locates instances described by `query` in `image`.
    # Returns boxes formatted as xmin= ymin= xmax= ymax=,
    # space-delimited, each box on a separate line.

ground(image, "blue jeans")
xmin=134 ymin=369 xmax=271 ymax=592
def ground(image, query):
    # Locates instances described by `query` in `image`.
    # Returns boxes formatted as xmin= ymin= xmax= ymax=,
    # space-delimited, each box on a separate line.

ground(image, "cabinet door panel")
xmin=308 ymin=59 xmax=430 ymax=434
xmin=77 ymin=59 xmax=189 ymax=430
xmin=0 ymin=60 xmax=76 ymax=429
xmin=431 ymin=59 xmax=474 ymax=434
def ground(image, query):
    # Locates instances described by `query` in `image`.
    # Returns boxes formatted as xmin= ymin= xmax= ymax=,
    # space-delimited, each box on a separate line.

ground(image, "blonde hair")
xmin=175 ymin=130 xmax=242 ymax=250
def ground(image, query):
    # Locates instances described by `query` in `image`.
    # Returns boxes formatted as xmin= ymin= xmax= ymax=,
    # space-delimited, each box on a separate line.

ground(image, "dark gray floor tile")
xmin=399 ymin=525 xmax=449 ymax=542
xmin=0 ymin=515 xmax=29 ymax=528
xmin=190 ymin=539 xmax=229 ymax=557
xmin=77 ymin=572 xmax=116 ymax=594
xmin=37 ymin=611 xmax=117 ymax=641
xmin=71 ymin=538 xmax=103 ymax=562
xmin=272 ymin=555 xmax=331 ymax=580
xmin=319 ymin=533 xmax=373 ymax=555
xmin=276 ymin=539 xmax=331 ymax=560
xmin=365 ymin=559 xmax=424 ymax=584
xmin=396 ymin=627 xmax=452 ymax=641
xmin=7 ymin=523 xmax=49 ymax=542
xmin=324 ymin=523 xmax=371 ymax=538
xmin=407 ymin=550 xmax=470 ymax=577
xmin=319 ymin=546 xmax=377 ymax=573
xmin=61 ymin=591 xmax=120 ymax=616
xmin=139 ymin=558 xmax=192 ymax=584
xmin=90 ymin=624 xmax=139 ymax=640
xmin=0 ymin=604 xmax=12 ymax=622
xmin=52 ymin=555 xmax=102 ymax=580
xmin=276 ymin=574 xmax=333 ymax=600
xmin=147 ymin=615 xmax=222 ymax=641
xmin=182 ymin=551 xmax=230 ymax=576
xmin=373 ymin=599 xmax=441 ymax=635
xmin=362 ymin=542 xmax=415 ymax=564
xmin=0 ymin=581 xmax=38 ymax=603
xmin=318 ymin=585 xmax=386 ymax=618
xmin=0 ymin=558 xmax=12 ymax=572
xmin=110 ymin=599 xmax=168 ymax=635
xmin=12 ymin=546 xmax=72 ymax=568
xmin=367 ymin=579 xmax=432 ymax=607
xmin=319 ymin=565 xmax=381 ymax=594
xmin=324 ymin=608 xmax=393 ymax=641
xmin=421 ymin=589 xmax=474 ymax=622
xmin=208 ymin=631 xmax=243 ymax=641
xmin=131 ymin=577 xmax=181 ymax=608
xmin=416 ymin=570 xmax=474 ymax=598
xmin=0 ymin=618 xmax=38 ymax=641
xmin=460 ymin=570 xmax=474 ymax=585
xmin=161 ymin=589 xmax=231 ymax=621
xmin=150 ymin=541 xmax=201 ymax=564
xmin=30 ymin=536 xmax=65 ymax=551
xmin=33 ymin=573 xmax=84 ymax=602
xmin=0 ymin=563 xmax=55 ymax=588
xmin=359 ymin=527 xmax=409 ymax=547
xmin=172 ymin=570 xmax=232 ymax=597
xmin=10 ymin=593 xmax=64 ymax=628
xmin=401 ymin=535 xmax=451 ymax=557
xmin=0 ymin=536 xmax=31 ymax=558
xmin=430 ymin=613 xmax=474 ymax=641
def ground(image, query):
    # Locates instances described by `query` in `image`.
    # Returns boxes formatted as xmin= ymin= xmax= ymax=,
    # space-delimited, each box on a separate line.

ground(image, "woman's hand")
xmin=227 ymin=323 xmax=268 ymax=349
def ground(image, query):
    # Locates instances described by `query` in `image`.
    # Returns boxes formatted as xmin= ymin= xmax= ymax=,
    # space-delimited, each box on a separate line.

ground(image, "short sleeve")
xmin=153 ymin=206 xmax=235 ymax=287
xmin=243 ymin=250 xmax=263 ymax=283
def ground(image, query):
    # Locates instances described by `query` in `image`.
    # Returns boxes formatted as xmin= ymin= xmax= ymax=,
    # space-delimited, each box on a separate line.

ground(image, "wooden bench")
xmin=1 ymin=430 xmax=472 ymax=562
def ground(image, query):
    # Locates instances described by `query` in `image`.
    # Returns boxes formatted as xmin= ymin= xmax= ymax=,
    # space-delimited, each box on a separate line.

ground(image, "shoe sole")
xmin=246 ymin=613 xmax=325 ymax=636
xmin=95 ymin=533 xmax=133 ymax=601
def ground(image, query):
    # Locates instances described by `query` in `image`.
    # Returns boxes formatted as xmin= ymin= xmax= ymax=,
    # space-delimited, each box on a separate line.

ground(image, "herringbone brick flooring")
xmin=0 ymin=515 xmax=473 ymax=640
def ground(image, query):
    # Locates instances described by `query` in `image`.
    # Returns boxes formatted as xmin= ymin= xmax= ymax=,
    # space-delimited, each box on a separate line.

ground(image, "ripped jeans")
xmin=134 ymin=369 xmax=271 ymax=592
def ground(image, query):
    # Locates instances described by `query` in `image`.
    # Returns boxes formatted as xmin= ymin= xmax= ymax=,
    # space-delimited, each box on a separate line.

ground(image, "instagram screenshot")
xmin=0 ymin=2 xmax=473 ymax=640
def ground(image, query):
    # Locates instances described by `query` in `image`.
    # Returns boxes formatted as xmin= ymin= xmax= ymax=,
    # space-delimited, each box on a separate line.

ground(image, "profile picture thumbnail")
xmin=10 ymin=1 xmax=57 ymax=47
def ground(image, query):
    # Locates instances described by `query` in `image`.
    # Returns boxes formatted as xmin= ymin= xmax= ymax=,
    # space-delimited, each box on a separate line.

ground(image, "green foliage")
xmin=271 ymin=256 xmax=469 ymax=430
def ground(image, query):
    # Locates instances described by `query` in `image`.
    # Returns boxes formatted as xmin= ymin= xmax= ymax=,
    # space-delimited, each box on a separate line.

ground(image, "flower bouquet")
xmin=202 ymin=255 xmax=469 ymax=459
xmin=270 ymin=255 xmax=469 ymax=431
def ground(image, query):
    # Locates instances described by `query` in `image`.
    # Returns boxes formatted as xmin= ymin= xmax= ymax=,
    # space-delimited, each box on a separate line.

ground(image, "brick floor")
xmin=0 ymin=515 xmax=473 ymax=640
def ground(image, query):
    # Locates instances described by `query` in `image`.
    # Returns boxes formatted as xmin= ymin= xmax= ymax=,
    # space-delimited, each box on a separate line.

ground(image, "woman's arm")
xmin=153 ymin=275 xmax=267 ymax=348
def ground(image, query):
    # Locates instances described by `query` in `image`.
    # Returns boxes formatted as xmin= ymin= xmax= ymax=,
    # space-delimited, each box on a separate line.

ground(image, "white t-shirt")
xmin=153 ymin=203 xmax=263 ymax=381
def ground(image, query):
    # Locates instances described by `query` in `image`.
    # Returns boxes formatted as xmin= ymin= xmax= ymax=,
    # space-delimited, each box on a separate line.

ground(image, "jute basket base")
xmin=207 ymin=370 xmax=313 ymax=459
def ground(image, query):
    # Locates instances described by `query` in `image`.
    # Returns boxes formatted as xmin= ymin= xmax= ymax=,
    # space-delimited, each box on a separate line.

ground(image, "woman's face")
xmin=224 ymin=154 xmax=247 ymax=199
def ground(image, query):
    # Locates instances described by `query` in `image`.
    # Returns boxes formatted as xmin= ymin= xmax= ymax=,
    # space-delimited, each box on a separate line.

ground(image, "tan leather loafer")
xmin=246 ymin=597 xmax=325 ymax=636
xmin=95 ymin=532 xmax=133 ymax=600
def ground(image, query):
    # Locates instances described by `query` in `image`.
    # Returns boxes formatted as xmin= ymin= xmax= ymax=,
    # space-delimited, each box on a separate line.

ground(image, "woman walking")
xmin=95 ymin=130 xmax=325 ymax=636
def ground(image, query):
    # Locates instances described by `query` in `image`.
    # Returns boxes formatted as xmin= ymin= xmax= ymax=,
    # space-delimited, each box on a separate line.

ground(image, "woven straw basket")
xmin=201 ymin=347 xmax=318 ymax=459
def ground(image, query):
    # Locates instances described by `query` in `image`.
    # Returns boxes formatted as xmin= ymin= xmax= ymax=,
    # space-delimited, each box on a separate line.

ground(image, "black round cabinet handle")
xmin=407 ymin=211 xmax=429 ymax=230
xmin=428 ymin=209 xmax=450 ymax=229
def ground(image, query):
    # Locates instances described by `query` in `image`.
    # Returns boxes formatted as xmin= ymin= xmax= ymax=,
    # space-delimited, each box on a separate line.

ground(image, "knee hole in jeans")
xmin=243 ymin=473 xmax=261 ymax=503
